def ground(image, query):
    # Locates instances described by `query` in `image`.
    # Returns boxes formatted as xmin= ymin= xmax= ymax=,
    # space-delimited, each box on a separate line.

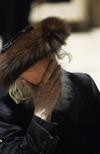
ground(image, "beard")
xmin=9 ymin=69 xmax=73 ymax=112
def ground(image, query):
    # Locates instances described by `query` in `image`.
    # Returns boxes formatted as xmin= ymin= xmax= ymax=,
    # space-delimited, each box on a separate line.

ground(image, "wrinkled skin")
xmin=21 ymin=56 xmax=62 ymax=121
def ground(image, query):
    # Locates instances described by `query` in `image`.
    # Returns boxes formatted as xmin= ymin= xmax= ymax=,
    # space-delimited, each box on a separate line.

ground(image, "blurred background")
xmin=0 ymin=0 xmax=100 ymax=90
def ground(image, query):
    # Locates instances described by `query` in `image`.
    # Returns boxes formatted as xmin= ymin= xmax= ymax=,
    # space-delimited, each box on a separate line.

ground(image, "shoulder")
xmin=0 ymin=88 xmax=9 ymax=98
xmin=67 ymin=71 xmax=92 ymax=84
xmin=65 ymin=71 xmax=100 ymax=98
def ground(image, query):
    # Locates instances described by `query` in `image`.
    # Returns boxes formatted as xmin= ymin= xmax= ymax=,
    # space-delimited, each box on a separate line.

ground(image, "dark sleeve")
xmin=0 ymin=114 xmax=59 ymax=154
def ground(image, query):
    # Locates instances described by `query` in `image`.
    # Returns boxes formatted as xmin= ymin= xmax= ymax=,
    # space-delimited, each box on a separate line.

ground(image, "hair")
xmin=9 ymin=78 xmax=34 ymax=108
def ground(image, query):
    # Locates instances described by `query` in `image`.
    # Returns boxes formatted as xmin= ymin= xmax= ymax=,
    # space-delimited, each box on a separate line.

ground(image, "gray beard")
xmin=9 ymin=69 xmax=73 ymax=112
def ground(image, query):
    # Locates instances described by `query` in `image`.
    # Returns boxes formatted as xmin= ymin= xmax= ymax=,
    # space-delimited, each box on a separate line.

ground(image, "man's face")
xmin=20 ymin=55 xmax=56 ymax=85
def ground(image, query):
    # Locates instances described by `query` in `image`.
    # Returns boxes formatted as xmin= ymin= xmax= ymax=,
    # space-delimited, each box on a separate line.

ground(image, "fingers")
xmin=49 ymin=71 xmax=62 ymax=96
xmin=40 ymin=59 xmax=57 ymax=85
xmin=48 ymin=65 xmax=62 ymax=86
xmin=53 ymin=82 xmax=62 ymax=100
xmin=47 ymin=64 xmax=62 ymax=96
xmin=47 ymin=82 xmax=62 ymax=111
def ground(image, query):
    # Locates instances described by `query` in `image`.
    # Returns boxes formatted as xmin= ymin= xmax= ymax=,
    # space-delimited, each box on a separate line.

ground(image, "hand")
xmin=22 ymin=60 xmax=62 ymax=121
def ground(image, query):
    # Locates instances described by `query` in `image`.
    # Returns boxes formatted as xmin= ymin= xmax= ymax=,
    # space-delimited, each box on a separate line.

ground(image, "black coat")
xmin=0 ymin=72 xmax=100 ymax=154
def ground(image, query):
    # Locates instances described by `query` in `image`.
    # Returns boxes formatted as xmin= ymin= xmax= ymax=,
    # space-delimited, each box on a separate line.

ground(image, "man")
xmin=0 ymin=17 xmax=100 ymax=154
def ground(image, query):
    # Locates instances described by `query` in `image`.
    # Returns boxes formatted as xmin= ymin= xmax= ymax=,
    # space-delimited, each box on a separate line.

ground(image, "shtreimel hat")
xmin=0 ymin=16 xmax=70 ymax=87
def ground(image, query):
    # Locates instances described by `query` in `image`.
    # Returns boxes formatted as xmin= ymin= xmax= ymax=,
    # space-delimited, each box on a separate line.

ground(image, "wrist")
xmin=34 ymin=110 xmax=52 ymax=122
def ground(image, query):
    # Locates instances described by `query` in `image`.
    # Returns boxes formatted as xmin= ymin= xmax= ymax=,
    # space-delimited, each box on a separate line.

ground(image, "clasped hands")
xmin=22 ymin=60 xmax=62 ymax=121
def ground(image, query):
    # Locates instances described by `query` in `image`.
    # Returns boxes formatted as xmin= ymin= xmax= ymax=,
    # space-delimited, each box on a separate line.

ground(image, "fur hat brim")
xmin=0 ymin=16 xmax=70 ymax=87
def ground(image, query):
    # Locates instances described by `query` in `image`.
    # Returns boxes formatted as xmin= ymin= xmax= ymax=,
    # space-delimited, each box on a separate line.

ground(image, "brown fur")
xmin=0 ymin=16 xmax=70 ymax=87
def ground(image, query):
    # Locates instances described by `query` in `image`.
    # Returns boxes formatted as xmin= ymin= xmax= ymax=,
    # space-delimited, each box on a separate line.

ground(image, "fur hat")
xmin=0 ymin=16 xmax=70 ymax=87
